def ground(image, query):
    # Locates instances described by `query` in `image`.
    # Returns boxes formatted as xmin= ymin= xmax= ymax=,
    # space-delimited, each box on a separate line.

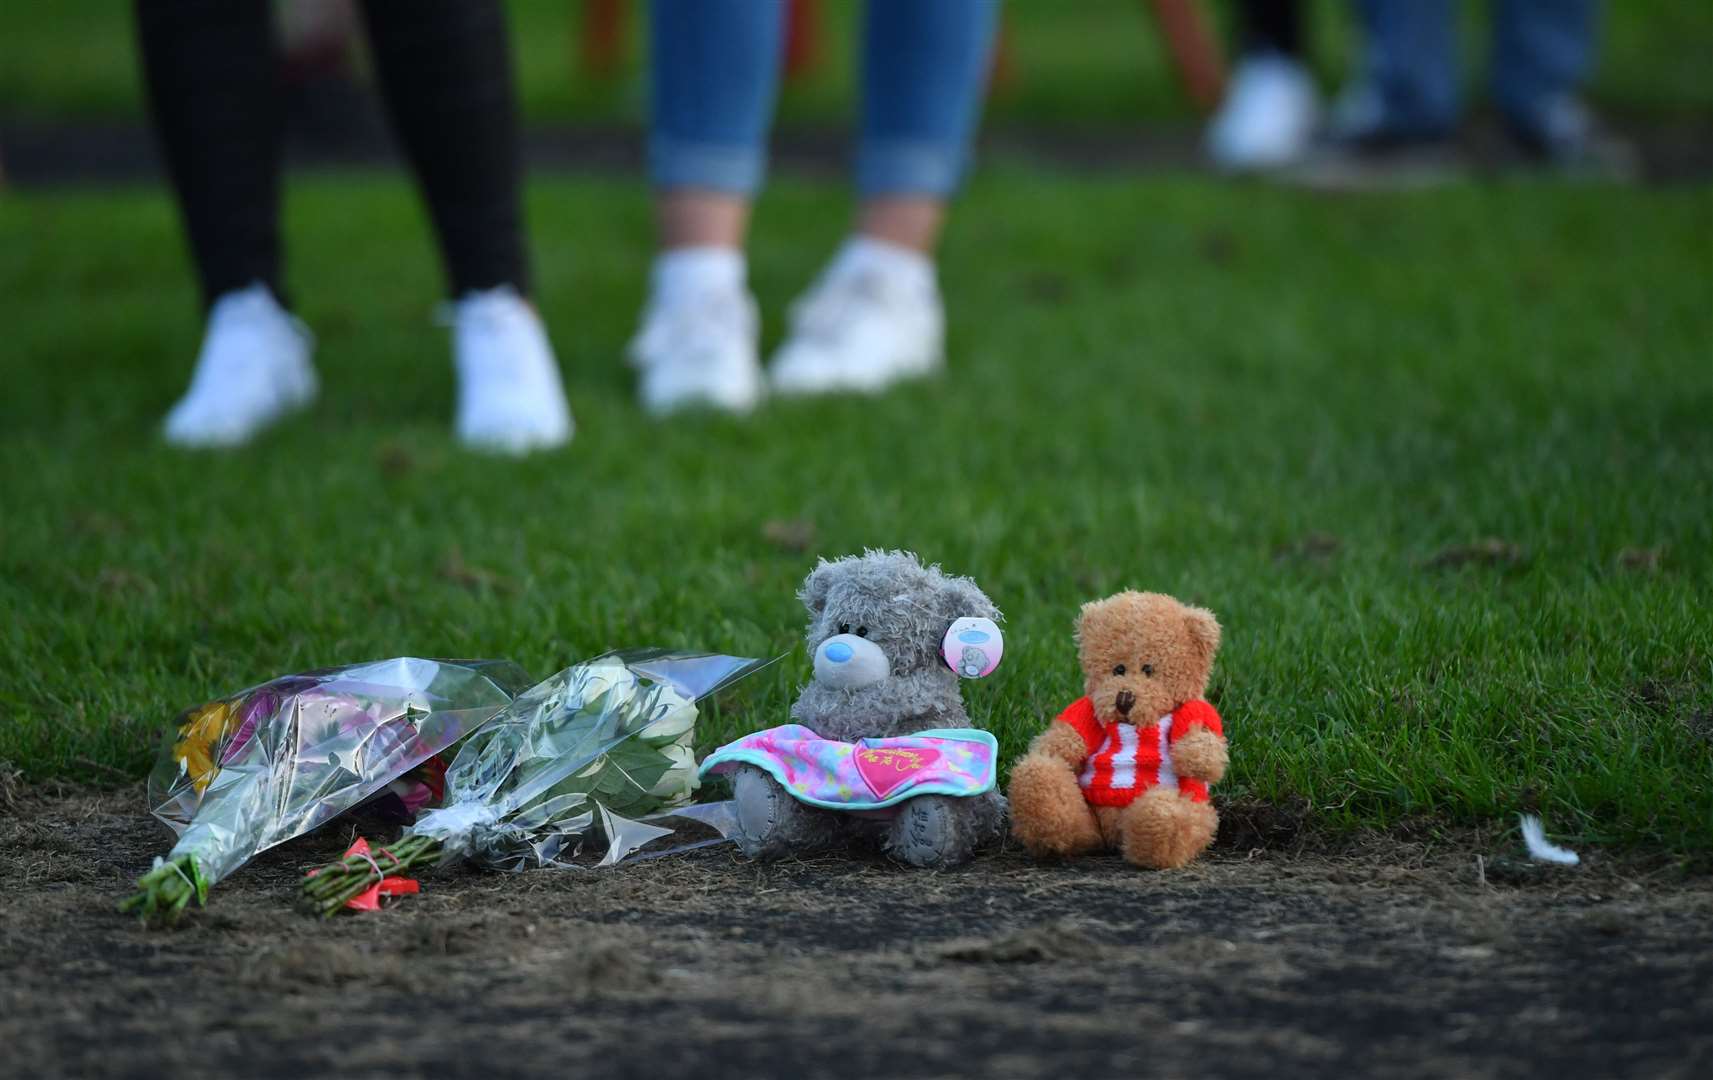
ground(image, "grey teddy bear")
xmin=728 ymin=550 xmax=1007 ymax=867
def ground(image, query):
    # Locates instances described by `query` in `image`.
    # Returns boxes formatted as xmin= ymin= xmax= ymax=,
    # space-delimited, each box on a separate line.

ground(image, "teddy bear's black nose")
xmin=1115 ymin=690 xmax=1135 ymax=715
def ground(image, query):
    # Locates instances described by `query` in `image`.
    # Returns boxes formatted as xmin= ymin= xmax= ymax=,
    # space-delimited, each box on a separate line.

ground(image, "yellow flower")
xmin=172 ymin=700 xmax=237 ymax=794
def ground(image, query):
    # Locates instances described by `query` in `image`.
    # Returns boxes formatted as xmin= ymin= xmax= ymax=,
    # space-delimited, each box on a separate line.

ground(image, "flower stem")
xmin=300 ymin=834 xmax=442 ymax=918
xmin=118 ymin=854 xmax=207 ymax=926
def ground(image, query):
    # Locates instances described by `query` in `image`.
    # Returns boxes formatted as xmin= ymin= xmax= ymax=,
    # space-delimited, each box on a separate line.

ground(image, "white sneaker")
xmin=628 ymin=285 xmax=764 ymax=417
xmin=451 ymin=286 xmax=573 ymax=454
xmin=1205 ymin=54 xmax=1320 ymax=172
xmin=768 ymin=258 xmax=944 ymax=398
xmin=161 ymin=284 xmax=317 ymax=448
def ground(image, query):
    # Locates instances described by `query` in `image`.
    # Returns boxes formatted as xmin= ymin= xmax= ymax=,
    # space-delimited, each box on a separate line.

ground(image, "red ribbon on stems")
xmin=304 ymin=837 xmax=419 ymax=912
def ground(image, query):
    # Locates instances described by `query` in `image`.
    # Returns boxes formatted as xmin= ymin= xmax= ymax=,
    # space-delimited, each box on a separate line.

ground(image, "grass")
xmin=1 ymin=170 xmax=1710 ymax=854
xmin=4 ymin=0 xmax=1712 ymax=126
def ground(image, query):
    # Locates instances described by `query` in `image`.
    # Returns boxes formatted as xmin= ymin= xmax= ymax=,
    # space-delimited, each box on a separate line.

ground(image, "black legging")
xmin=1236 ymin=0 xmax=1304 ymax=57
xmin=135 ymin=0 xmax=527 ymax=307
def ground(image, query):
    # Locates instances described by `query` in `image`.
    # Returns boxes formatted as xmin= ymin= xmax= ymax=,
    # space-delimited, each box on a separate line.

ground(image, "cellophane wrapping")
xmin=407 ymin=649 xmax=767 ymax=870
xmin=147 ymin=657 xmax=531 ymax=887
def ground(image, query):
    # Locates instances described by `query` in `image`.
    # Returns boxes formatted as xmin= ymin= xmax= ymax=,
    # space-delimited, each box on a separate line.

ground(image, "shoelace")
xmin=790 ymin=271 xmax=901 ymax=344
xmin=442 ymin=289 xmax=539 ymax=380
xmin=631 ymin=290 xmax=752 ymax=368
xmin=215 ymin=287 xmax=315 ymax=342
xmin=191 ymin=291 xmax=310 ymax=389
xmin=438 ymin=289 xmax=526 ymax=334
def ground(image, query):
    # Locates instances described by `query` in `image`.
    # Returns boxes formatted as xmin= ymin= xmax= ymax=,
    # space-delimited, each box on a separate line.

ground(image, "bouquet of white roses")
xmin=301 ymin=649 xmax=765 ymax=916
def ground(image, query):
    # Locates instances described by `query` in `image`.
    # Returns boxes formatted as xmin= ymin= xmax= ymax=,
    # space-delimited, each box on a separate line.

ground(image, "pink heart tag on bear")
xmin=854 ymin=745 xmax=942 ymax=799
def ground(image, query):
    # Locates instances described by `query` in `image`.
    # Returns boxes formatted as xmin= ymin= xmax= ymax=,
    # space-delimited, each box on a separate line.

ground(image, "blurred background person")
xmin=139 ymin=0 xmax=571 ymax=453
xmin=1328 ymin=0 xmax=1633 ymax=173
xmin=1205 ymin=0 xmax=1320 ymax=171
xmin=276 ymin=0 xmax=384 ymax=152
xmin=628 ymin=0 xmax=1000 ymax=416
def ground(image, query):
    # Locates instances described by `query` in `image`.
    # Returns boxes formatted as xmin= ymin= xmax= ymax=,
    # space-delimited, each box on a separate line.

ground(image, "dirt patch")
xmin=1273 ymin=532 xmax=1342 ymax=564
xmin=760 ymin=519 xmax=818 ymax=554
xmin=932 ymin=920 xmax=1103 ymax=965
xmin=3 ymin=787 xmax=1710 ymax=1080
xmin=1617 ymin=546 xmax=1667 ymax=572
xmin=1423 ymin=538 xmax=1528 ymax=571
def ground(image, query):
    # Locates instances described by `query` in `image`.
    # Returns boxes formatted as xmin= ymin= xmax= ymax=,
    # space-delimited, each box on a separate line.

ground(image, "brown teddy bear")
xmin=1008 ymin=591 xmax=1226 ymax=869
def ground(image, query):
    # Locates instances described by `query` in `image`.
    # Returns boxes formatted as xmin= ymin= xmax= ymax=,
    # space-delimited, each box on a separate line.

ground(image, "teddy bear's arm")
xmin=1171 ymin=727 xmax=1227 ymax=783
xmin=1027 ymin=722 xmax=1093 ymax=770
xmin=1169 ymin=703 xmax=1227 ymax=783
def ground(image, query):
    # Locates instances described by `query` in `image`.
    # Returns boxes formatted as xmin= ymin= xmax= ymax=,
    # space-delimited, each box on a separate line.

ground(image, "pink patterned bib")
xmin=700 ymin=725 xmax=997 ymax=811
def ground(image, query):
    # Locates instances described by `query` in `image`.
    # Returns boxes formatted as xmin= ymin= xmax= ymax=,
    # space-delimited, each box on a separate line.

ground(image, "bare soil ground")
xmin=3 ymin=787 xmax=1709 ymax=1080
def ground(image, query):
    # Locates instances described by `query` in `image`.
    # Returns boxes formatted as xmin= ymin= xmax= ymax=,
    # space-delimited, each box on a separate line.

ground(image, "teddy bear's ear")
xmin=798 ymin=559 xmax=837 ymax=616
xmin=1182 ymin=605 xmax=1222 ymax=667
xmin=1074 ymin=594 xmax=1119 ymax=645
xmin=938 ymin=574 xmax=999 ymax=624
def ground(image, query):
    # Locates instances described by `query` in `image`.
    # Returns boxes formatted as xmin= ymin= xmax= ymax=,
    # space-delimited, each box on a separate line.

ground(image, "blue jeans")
xmin=649 ymin=0 xmax=999 ymax=197
xmin=1356 ymin=0 xmax=1599 ymax=137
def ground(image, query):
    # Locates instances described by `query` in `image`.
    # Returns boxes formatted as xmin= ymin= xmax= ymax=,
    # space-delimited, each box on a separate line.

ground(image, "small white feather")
xmin=1519 ymin=814 xmax=1580 ymax=865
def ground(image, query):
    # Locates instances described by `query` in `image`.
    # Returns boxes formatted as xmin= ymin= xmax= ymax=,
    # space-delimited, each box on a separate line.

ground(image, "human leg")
xmin=360 ymin=0 xmax=569 ymax=452
xmin=769 ymin=0 xmax=999 ymax=398
xmin=136 ymin=0 xmax=317 ymax=446
xmin=1489 ymin=0 xmax=1629 ymax=171
xmin=1492 ymin=0 xmax=1599 ymax=133
xmin=1334 ymin=0 xmax=1461 ymax=141
xmin=136 ymin=0 xmax=284 ymax=304
xmin=359 ymin=0 xmax=530 ymax=297
xmin=630 ymin=0 xmax=783 ymax=415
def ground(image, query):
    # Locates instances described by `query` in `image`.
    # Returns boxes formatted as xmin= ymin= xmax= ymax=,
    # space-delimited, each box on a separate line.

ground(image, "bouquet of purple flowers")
xmin=122 ymin=657 xmax=529 ymax=924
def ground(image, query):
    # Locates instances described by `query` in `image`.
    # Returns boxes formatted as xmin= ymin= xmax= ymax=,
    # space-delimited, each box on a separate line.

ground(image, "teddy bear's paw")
xmin=886 ymin=796 xmax=975 ymax=869
xmin=731 ymin=766 xmax=817 ymax=859
xmin=1119 ymin=788 xmax=1218 ymax=870
xmin=1172 ymin=728 xmax=1228 ymax=784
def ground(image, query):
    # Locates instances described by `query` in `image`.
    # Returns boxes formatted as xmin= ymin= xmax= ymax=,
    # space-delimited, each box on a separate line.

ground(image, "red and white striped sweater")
xmin=1055 ymin=696 xmax=1223 ymax=807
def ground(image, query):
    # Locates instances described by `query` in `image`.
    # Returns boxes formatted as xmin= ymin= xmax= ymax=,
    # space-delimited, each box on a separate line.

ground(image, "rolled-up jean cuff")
xmin=856 ymin=139 xmax=971 ymax=197
xmin=648 ymin=136 xmax=768 ymax=194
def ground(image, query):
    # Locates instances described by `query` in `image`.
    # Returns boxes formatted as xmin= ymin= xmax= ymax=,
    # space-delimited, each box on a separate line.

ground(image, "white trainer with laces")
xmin=1205 ymin=54 xmax=1320 ymax=172
xmin=628 ymin=285 xmax=765 ymax=417
xmin=451 ymin=286 xmax=573 ymax=454
xmin=161 ymin=283 xmax=318 ymax=448
xmin=768 ymin=244 xmax=945 ymax=398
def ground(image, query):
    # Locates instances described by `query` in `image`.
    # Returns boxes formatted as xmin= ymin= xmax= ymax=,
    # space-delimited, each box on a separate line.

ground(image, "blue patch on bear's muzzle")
xmin=824 ymin=641 xmax=854 ymax=663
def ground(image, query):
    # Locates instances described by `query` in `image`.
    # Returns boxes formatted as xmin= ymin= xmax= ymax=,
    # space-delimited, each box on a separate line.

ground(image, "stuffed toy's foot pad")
xmin=731 ymin=765 xmax=811 ymax=859
xmin=887 ymin=795 xmax=968 ymax=868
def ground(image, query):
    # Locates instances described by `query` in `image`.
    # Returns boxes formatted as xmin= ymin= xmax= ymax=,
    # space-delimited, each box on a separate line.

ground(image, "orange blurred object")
xmin=784 ymin=0 xmax=820 ymax=82
xmin=581 ymin=0 xmax=627 ymax=78
xmin=1145 ymin=0 xmax=1228 ymax=112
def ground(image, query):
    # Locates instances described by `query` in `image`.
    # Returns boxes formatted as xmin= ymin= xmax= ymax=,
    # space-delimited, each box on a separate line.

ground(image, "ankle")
xmin=854 ymin=196 xmax=945 ymax=253
xmin=656 ymin=190 xmax=751 ymax=249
